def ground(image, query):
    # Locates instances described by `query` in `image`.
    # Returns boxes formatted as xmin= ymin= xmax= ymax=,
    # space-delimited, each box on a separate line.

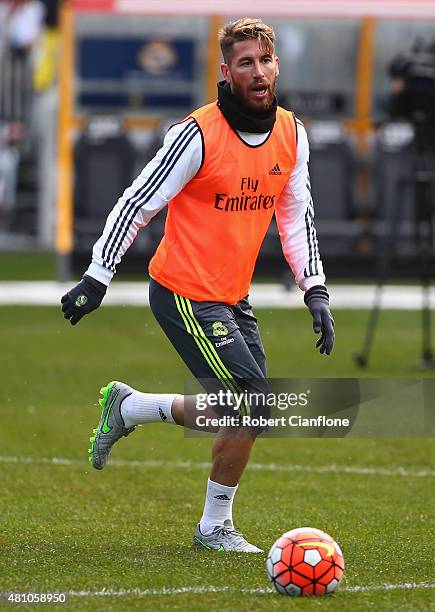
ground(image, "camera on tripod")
xmin=387 ymin=38 xmax=435 ymax=149
xmin=354 ymin=39 xmax=435 ymax=370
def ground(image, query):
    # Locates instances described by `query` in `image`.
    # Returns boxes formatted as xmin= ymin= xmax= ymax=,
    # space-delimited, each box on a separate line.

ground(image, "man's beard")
xmin=231 ymin=78 xmax=276 ymax=112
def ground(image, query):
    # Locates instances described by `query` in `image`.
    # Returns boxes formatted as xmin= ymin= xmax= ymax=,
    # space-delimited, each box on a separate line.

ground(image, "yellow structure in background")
xmin=206 ymin=16 xmax=223 ymax=103
xmin=354 ymin=18 xmax=376 ymax=152
xmin=56 ymin=0 xmax=74 ymax=274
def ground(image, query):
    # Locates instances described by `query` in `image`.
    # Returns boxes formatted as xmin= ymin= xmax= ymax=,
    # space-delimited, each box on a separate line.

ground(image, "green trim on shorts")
xmin=173 ymin=292 xmax=250 ymax=417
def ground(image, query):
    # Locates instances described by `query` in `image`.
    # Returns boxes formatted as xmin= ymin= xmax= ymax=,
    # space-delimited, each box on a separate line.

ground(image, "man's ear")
xmin=221 ymin=63 xmax=232 ymax=85
xmin=275 ymin=56 xmax=280 ymax=78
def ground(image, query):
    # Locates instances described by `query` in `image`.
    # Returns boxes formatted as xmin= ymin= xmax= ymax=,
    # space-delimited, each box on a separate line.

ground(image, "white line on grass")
xmin=68 ymin=582 xmax=435 ymax=598
xmin=0 ymin=455 xmax=433 ymax=478
xmin=1 ymin=281 xmax=434 ymax=309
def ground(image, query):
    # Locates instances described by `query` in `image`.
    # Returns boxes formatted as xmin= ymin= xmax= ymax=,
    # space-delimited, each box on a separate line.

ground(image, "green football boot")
xmin=89 ymin=381 xmax=135 ymax=470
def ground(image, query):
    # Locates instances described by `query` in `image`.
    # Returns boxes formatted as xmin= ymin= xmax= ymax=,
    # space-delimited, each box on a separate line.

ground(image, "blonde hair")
xmin=219 ymin=18 xmax=275 ymax=64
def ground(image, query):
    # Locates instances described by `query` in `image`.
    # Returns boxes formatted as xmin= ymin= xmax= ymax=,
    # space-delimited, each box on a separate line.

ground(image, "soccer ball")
xmin=266 ymin=527 xmax=344 ymax=596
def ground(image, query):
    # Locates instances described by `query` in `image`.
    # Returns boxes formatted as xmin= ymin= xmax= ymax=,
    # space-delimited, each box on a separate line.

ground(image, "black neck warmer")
xmin=217 ymin=80 xmax=277 ymax=134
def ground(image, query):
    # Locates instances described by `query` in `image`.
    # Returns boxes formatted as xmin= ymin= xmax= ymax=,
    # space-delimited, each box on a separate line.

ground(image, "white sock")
xmin=199 ymin=478 xmax=238 ymax=535
xmin=120 ymin=391 xmax=177 ymax=427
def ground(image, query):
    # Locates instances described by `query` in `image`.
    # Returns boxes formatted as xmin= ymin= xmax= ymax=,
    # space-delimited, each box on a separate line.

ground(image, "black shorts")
xmin=149 ymin=279 xmax=269 ymax=420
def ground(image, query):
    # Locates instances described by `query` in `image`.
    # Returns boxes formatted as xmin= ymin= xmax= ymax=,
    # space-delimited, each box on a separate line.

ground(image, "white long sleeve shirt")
xmin=86 ymin=116 xmax=325 ymax=293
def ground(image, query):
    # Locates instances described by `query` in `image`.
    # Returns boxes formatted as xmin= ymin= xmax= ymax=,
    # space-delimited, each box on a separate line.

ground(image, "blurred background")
xmin=1 ymin=0 xmax=435 ymax=284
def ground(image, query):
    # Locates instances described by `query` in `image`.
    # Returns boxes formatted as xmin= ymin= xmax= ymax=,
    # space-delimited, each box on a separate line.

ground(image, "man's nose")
xmin=252 ymin=61 xmax=265 ymax=78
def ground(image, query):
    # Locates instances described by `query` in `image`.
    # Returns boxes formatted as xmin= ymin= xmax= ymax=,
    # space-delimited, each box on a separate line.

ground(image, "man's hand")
xmin=304 ymin=285 xmax=335 ymax=355
xmin=61 ymin=275 xmax=107 ymax=325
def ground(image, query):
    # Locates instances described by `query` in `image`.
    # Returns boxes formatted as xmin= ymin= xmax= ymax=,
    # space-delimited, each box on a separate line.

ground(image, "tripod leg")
xmin=421 ymin=276 xmax=433 ymax=365
xmin=417 ymin=175 xmax=435 ymax=368
xmin=354 ymin=284 xmax=383 ymax=368
xmin=354 ymin=173 xmax=406 ymax=368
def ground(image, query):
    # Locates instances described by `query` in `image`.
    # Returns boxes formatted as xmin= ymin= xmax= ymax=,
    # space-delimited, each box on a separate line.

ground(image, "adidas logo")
xmin=158 ymin=407 xmax=167 ymax=421
xmin=214 ymin=494 xmax=230 ymax=501
xmin=269 ymin=163 xmax=282 ymax=175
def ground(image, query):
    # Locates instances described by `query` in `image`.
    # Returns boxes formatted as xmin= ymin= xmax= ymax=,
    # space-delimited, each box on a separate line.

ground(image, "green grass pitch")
xmin=0 ymin=306 xmax=433 ymax=611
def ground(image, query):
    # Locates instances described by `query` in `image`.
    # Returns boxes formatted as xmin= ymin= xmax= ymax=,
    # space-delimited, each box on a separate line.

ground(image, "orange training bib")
xmin=149 ymin=102 xmax=297 ymax=303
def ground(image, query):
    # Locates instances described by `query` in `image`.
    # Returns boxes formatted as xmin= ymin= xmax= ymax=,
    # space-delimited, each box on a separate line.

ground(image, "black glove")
xmin=304 ymin=285 xmax=335 ymax=355
xmin=61 ymin=275 xmax=107 ymax=325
